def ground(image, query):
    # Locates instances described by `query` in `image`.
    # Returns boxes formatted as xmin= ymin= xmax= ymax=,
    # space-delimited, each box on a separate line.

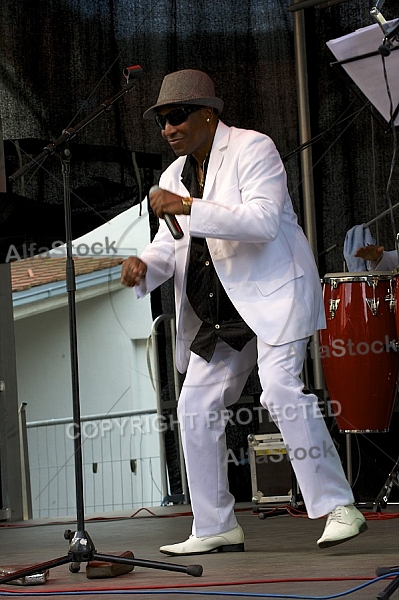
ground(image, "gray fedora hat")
xmin=143 ymin=69 xmax=224 ymax=120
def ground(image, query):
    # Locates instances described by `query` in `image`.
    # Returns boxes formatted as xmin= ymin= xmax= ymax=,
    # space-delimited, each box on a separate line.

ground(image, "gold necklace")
xmin=197 ymin=165 xmax=205 ymax=192
xmin=196 ymin=155 xmax=208 ymax=193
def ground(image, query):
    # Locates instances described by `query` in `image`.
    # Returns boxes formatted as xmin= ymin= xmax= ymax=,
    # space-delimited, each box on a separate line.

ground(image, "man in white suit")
xmin=121 ymin=69 xmax=366 ymax=554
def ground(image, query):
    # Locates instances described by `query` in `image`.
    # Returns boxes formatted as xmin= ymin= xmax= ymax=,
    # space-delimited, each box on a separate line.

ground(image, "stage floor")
xmin=1 ymin=502 xmax=399 ymax=600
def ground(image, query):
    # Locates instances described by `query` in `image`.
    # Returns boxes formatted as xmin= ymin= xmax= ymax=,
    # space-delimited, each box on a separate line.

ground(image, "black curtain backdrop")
xmin=1 ymin=0 xmax=399 ymax=503
xmin=1 ymin=0 xmax=398 ymax=268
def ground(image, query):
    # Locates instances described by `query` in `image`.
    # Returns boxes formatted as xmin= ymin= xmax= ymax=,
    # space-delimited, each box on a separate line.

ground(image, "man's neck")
xmin=192 ymin=121 xmax=218 ymax=165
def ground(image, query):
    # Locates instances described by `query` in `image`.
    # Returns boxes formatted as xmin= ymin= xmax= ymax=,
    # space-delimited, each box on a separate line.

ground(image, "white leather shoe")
xmin=317 ymin=505 xmax=368 ymax=549
xmin=159 ymin=524 xmax=245 ymax=556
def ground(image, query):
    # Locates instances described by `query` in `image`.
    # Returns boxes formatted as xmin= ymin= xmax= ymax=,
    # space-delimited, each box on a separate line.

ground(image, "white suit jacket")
xmin=136 ymin=121 xmax=326 ymax=373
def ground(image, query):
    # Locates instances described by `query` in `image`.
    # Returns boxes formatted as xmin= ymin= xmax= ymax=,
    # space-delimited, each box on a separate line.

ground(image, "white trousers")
xmin=177 ymin=337 xmax=354 ymax=537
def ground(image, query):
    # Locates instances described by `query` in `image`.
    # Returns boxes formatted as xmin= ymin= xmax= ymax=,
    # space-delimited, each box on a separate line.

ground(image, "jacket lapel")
xmin=202 ymin=121 xmax=230 ymax=199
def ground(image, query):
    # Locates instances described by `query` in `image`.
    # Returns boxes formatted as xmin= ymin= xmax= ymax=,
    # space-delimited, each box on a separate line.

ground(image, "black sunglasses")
xmin=155 ymin=105 xmax=202 ymax=129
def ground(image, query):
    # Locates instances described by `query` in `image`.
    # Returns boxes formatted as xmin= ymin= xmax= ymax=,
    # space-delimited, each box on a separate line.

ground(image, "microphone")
xmin=123 ymin=65 xmax=143 ymax=82
xmin=149 ymin=185 xmax=184 ymax=240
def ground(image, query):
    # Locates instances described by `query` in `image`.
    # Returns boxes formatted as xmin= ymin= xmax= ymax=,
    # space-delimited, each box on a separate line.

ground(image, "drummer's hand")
xmin=121 ymin=257 xmax=147 ymax=287
xmin=354 ymin=245 xmax=385 ymax=262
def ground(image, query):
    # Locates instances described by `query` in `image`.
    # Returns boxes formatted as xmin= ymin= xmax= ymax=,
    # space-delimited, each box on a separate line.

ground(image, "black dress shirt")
xmin=182 ymin=155 xmax=255 ymax=362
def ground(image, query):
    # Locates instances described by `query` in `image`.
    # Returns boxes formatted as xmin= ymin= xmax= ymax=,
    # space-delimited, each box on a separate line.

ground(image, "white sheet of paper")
xmin=327 ymin=22 xmax=399 ymax=126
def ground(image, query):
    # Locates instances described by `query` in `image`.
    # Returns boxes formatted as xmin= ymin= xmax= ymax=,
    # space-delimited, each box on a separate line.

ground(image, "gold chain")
xmin=196 ymin=156 xmax=208 ymax=193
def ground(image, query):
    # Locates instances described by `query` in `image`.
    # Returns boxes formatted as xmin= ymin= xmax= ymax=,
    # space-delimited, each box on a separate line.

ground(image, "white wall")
xmin=14 ymin=285 xmax=154 ymax=418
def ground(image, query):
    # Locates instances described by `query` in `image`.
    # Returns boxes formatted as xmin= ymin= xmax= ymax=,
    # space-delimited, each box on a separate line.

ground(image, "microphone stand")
xmin=0 ymin=67 xmax=203 ymax=585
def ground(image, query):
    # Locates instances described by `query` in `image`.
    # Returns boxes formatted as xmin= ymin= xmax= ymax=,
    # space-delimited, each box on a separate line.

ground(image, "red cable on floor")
xmin=0 ymin=574 xmax=381 ymax=595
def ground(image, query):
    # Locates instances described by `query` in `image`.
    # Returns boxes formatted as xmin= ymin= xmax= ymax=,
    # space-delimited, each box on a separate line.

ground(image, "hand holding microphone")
xmin=149 ymin=185 xmax=184 ymax=240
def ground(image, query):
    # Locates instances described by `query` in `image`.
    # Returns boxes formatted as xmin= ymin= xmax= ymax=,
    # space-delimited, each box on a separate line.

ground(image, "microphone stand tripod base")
xmin=0 ymin=529 xmax=203 ymax=584
xmin=65 ymin=529 xmax=96 ymax=572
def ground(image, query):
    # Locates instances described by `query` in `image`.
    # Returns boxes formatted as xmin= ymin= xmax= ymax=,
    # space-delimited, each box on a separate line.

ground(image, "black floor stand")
xmin=372 ymin=458 xmax=399 ymax=599
xmin=252 ymin=467 xmax=306 ymax=520
xmin=373 ymin=456 xmax=399 ymax=513
xmin=374 ymin=567 xmax=399 ymax=600
xmin=0 ymin=69 xmax=203 ymax=586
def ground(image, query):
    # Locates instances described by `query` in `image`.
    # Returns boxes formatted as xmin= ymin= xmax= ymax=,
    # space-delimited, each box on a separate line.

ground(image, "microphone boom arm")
xmin=9 ymin=66 xmax=143 ymax=183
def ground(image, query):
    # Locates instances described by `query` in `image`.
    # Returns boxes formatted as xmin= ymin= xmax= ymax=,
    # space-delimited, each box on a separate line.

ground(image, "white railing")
xmin=26 ymin=408 xmax=162 ymax=519
xmin=21 ymin=314 xmax=188 ymax=519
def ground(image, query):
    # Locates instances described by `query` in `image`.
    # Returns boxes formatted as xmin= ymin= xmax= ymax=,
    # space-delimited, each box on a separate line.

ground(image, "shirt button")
xmin=205 ymin=261 xmax=210 ymax=266
xmin=209 ymin=292 xmax=214 ymax=298
xmin=215 ymin=324 xmax=220 ymax=329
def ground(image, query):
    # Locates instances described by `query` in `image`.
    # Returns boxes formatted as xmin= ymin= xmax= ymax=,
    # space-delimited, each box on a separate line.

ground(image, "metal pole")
xmin=293 ymin=6 xmax=325 ymax=392
xmin=151 ymin=315 xmax=172 ymax=503
xmin=18 ymin=403 xmax=32 ymax=520
xmin=293 ymin=7 xmax=318 ymax=256
xmin=151 ymin=314 xmax=189 ymax=504
xmin=169 ymin=317 xmax=189 ymax=504
xmin=346 ymin=434 xmax=353 ymax=486
xmin=0 ymin=114 xmax=24 ymax=521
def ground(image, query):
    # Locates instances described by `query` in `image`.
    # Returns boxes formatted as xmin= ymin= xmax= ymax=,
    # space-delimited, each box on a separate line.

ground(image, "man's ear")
xmin=204 ymin=107 xmax=215 ymax=121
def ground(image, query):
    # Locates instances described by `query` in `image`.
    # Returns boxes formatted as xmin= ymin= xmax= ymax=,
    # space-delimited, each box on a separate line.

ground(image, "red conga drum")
xmin=320 ymin=272 xmax=399 ymax=433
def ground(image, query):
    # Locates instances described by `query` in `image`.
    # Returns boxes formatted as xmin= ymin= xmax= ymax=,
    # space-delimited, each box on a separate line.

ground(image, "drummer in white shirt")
xmin=355 ymin=245 xmax=398 ymax=271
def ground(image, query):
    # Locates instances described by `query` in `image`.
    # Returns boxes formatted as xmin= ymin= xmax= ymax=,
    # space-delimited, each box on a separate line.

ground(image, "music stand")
xmin=0 ymin=66 xmax=203 ymax=586
xmin=326 ymin=22 xmax=399 ymax=130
